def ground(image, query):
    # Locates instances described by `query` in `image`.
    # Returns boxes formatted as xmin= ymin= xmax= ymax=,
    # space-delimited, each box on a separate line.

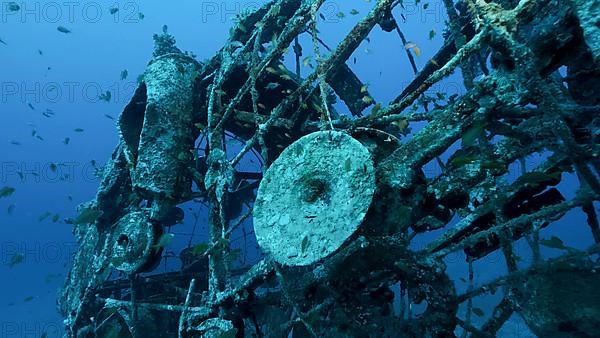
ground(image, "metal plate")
xmin=253 ymin=131 xmax=376 ymax=266
xmin=110 ymin=211 xmax=157 ymax=274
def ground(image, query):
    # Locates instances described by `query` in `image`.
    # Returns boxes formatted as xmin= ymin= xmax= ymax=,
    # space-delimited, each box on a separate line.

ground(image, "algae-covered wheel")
xmin=253 ymin=131 xmax=376 ymax=266
xmin=109 ymin=210 xmax=160 ymax=274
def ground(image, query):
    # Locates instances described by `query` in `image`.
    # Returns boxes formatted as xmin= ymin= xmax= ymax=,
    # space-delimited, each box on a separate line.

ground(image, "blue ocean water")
xmin=0 ymin=1 xmax=594 ymax=337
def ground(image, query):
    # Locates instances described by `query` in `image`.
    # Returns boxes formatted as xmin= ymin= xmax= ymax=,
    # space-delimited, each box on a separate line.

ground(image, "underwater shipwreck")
xmin=59 ymin=0 xmax=600 ymax=337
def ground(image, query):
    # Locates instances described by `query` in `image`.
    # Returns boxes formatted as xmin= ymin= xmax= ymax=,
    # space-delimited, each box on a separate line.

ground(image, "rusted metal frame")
xmin=99 ymin=259 xmax=276 ymax=324
xmin=214 ymin=0 xmax=327 ymax=133
xmin=429 ymin=193 xmax=592 ymax=260
xmin=358 ymin=28 xmax=488 ymax=124
xmin=456 ymin=242 xmax=600 ymax=303
xmin=232 ymin=0 xmax=395 ymax=166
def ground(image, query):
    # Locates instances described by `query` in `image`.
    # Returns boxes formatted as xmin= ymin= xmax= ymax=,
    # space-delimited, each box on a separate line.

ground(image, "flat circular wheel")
xmin=253 ymin=131 xmax=376 ymax=266
xmin=109 ymin=210 xmax=158 ymax=274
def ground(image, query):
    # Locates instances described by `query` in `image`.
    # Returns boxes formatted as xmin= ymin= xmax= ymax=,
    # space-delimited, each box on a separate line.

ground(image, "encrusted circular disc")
xmin=254 ymin=131 xmax=376 ymax=266
xmin=110 ymin=211 xmax=156 ymax=274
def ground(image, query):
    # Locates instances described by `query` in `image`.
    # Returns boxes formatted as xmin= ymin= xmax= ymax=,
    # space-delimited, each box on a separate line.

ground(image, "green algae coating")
xmin=109 ymin=211 xmax=156 ymax=274
xmin=130 ymin=53 xmax=198 ymax=199
xmin=253 ymin=131 xmax=376 ymax=266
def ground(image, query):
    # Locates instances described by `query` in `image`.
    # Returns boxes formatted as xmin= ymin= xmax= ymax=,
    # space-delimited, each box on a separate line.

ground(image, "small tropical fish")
xmin=472 ymin=307 xmax=484 ymax=317
xmin=98 ymin=90 xmax=111 ymax=102
xmin=350 ymin=9 xmax=359 ymax=15
xmin=27 ymin=102 xmax=35 ymax=110
xmin=225 ymin=248 xmax=241 ymax=261
xmin=392 ymin=119 xmax=409 ymax=132
xmin=450 ymin=156 xmax=477 ymax=167
xmin=109 ymin=7 xmax=119 ymax=15
xmin=38 ymin=49 xmax=43 ymax=55
xmin=10 ymin=140 xmax=21 ymax=146
xmin=371 ymin=103 xmax=382 ymax=114
xmin=540 ymin=236 xmax=571 ymax=250
xmin=0 ymin=186 xmax=15 ymax=198
xmin=481 ymin=160 xmax=505 ymax=170
xmin=74 ymin=128 xmax=84 ymax=132
xmin=405 ymin=42 xmax=421 ymax=57
xmin=104 ymin=114 xmax=114 ymax=120
xmin=429 ymin=29 xmax=436 ymax=40
xmin=73 ymin=208 xmax=103 ymax=224
xmin=8 ymin=253 xmax=24 ymax=268
xmin=336 ymin=12 xmax=345 ymax=19
xmin=23 ymin=296 xmax=34 ymax=302
xmin=162 ymin=25 xmax=168 ymax=34
xmin=7 ymin=2 xmax=19 ymax=11
xmin=516 ymin=171 xmax=561 ymax=186
xmin=462 ymin=123 xmax=484 ymax=146
xmin=265 ymin=82 xmax=280 ymax=90
xmin=0 ymin=37 xmax=6 ymax=45
xmin=230 ymin=40 xmax=244 ymax=49
xmin=302 ymin=56 xmax=313 ymax=68
xmin=362 ymin=96 xmax=374 ymax=104
xmin=153 ymin=233 xmax=175 ymax=249
xmin=63 ymin=137 xmax=70 ymax=145
xmin=191 ymin=243 xmax=210 ymax=256
xmin=7 ymin=204 xmax=15 ymax=215
xmin=57 ymin=26 xmax=71 ymax=34
xmin=120 ymin=69 xmax=128 ymax=80
xmin=39 ymin=212 xmax=52 ymax=222
xmin=45 ymin=273 xmax=58 ymax=284
xmin=138 ymin=12 xmax=145 ymax=20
